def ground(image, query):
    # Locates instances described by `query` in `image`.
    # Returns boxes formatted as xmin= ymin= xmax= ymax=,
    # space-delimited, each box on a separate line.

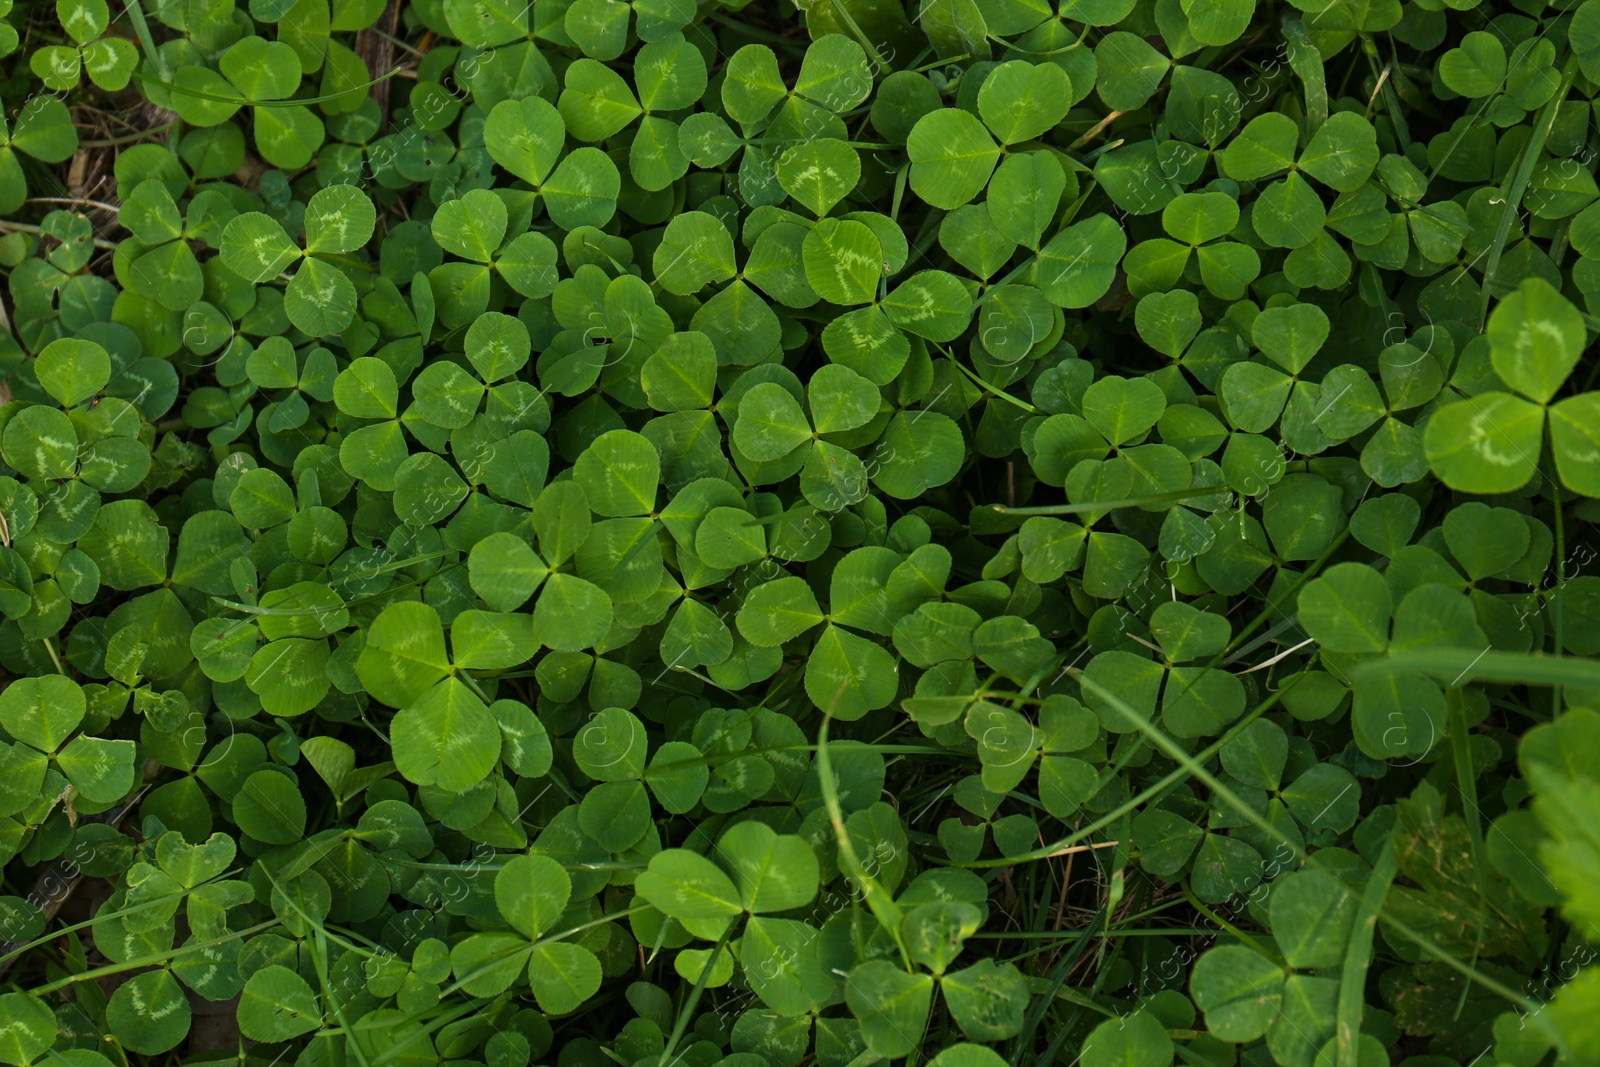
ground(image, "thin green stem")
xmin=816 ymin=709 xmax=911 ymax=967
xmin=28 ymin=920 xmax=280 ymax=995
xmin=1182 ymin=885 xmax=1284 ymax=965
xmin=1479 ymin=55 xmax=1579 ymax=327
xmin=991 ymin=486 xmax=1228 ymax=516
xmin=1336 ymin=842 xmax=1398 ymax=1067
xmin=659 ymin=924 xmax=734 ymax=1066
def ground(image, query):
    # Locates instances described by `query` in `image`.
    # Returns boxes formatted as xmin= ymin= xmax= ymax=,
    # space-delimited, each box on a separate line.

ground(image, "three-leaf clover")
xmin=731 ymin=363 xmax=885 ymax=509
xmin=0 ymin=96 xmax=78 ymax=215
xmin=427 ymin=188 xmax=562 ymax=329
xmin=30 ymin=0 xmax=139 ymax=90
xmin=170 ymin=35 xmax=326 ymax=169
xmin=220 ymin=185 xmax=376 ymax=336
xmin=1297 ymin=561 xmax=1486 ymax=759
xmin=1425 ymin=278 xmax=1598 ymax=494
xmin=1125 ymin=192 xmax=1262 ymax=300
xmin=355 ymin=600 xmax=547 ymax=793
xmin=0 ymin=676 xmax=137 ymax=820
xmin=120 ymin=180 xmax=237 ymax=311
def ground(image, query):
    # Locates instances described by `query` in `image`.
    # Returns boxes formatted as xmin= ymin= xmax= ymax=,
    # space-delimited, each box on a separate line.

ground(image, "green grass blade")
xmin=1336 ymin=840 xmax=1398 ymax=1067
xmin=1356 ymin=648 xmax=1600 ymax=690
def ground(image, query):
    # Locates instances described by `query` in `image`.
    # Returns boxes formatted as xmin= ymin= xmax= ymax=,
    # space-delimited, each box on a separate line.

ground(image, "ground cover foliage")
xmin=6 ymin=0 xmax=1600 ymax=1061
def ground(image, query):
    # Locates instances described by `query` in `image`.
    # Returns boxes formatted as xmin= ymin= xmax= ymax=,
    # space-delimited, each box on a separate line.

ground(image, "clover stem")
xmin=41 ymin=637 xmax=66 ymax=676
xmin=457 ymin=670 xmax=491 ymax=702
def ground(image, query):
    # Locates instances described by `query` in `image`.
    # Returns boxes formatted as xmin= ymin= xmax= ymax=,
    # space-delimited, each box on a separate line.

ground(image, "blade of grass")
xmin=1549 ymin=454 xmax=1568 ymax=716
xmin=1359 ymin=33 xmax=1410 ymax=147
xmin=1447 ymin=686 xmax=1490 ymax=1021
xmin=1335 ymin=840 xmax=1397 ymax=1067
xmin=950 ymin=356 xmax=1041 ymax=414
xmin=1073 ymin=671 xmax=1307 ymax=866
xmin=121 ymin=0 xmax=166 ymax=80
xmin=1079 ymin=665 xmax=1556 ymax=1028
xmin=309 ymin=927 xmax=375 ymax=1067
xmin=659 ymin=924 xmax=735 ymax=1067
xmin=1183 ymin=884 xmax=1284 ymax=965
xmin=1381 ymin=913 xmax=1545 ymax=1015
xmin=28 ymin=919 xmax=280 ymax=995
xmin=1213 ymin=527 xmax=1351 ymax=669
xmin=1477 ymin=55 xmax=1579 ymax=327
xmin=1039 ymin=910 xmax=1134 ymax=1067
xmin=1356 ymin=648 xmax=1600 ymax=689
xmin=990 ymin=486 xmax=1228 ymax=516
xmin=816 ymin=701 xmax=911 ymax=967
xmin=1282 ymin=14 xmax=1327 ymax=131
xmin=1008 ymin=903 xmax=1106 ymax=1064
xmin=957 ymin=675 xmax=1301 ymax=868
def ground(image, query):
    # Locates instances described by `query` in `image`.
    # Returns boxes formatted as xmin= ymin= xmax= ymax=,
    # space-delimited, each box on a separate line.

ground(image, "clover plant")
xmin=3 ymin=0 xmax=1600 ymax=1065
